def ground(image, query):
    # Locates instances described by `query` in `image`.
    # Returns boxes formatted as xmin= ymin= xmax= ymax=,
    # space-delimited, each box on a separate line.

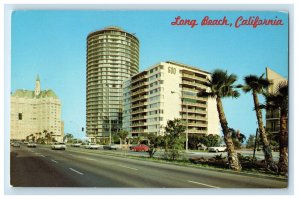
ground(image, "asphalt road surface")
xmin=10 ymin=144 xmax=287 ymax=188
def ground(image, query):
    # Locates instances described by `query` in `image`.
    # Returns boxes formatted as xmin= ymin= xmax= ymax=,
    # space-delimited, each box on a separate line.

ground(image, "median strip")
xmin=187 ymin=180 xmax=220 ymax=188
xmin=69 ymin=168 xmax=84 ymax=175
xmin=117 ymin=165 xmax=138 ymax=171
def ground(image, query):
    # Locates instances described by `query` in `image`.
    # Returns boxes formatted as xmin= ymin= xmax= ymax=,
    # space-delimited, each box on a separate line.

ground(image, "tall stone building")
xmin=86 ymin=26 xmax=139 ymax=142
xmin=10 ymin=75 xmax=64 ymax=142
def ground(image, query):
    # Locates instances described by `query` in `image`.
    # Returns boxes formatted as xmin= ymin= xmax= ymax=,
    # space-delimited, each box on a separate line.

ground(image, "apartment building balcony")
xmin=182 ymin=101 xmax=207 ymax=108
xmin=187 ymin=122 xmax=208 ymax=127
xmin=131 ymin=96 xmax=147 ymax=103
xmin=131 ymin=75 xmax=147 ymax=84
xmin=131 ymin=81 xmax=148 ymax=90
xmin=181 ymin=108 xmax=207 ymax=114
xmin=181 ymin=80 xmax=207 ymax=90
xmin=131 ymin=88 xmax=148 ymax=96
xmin=131 ymin=116 xmax=147 ymax=121
xmin=131 ymin=102 xmax=147 ymax=109
xmin=182 ymin=94 xmax=207 ymax=102
xmin=182 ymin=73 xmax=208 ymax=82
xmin=187 ymin=129 xmax=207 ymax=134
xmin=131 ymin=109 xmax=147 ymax=114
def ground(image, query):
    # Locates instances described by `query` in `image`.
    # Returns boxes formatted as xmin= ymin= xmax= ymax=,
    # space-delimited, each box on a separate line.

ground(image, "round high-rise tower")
xmin=86 ymin=26 xmax=139 ymax=142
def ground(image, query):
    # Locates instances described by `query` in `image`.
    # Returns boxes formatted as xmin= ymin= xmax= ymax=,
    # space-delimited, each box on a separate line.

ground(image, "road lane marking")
xmin=187 ymin=180 xmax=220 ymax=188
xmin=51 ymin=159 xmax=58 ymax=163
xmin=69 ymin=168 xmax=84 ymax=175
xmin=85 ymin=157 xmax=96 ymax=161
xmin=117 ymin=165 xmax=138 ymax=171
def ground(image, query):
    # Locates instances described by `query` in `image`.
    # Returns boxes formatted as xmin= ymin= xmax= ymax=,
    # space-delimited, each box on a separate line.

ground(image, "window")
xmin=18 ymin=113 xmax=22 ymax=120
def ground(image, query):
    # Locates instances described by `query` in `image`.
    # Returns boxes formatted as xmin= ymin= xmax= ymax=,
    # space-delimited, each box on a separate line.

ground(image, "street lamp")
xmin=171 ymin=91 xmax=188 ymax=152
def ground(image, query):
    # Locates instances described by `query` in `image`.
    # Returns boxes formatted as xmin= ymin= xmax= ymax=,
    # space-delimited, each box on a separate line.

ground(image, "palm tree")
xmin=238 ymin=74 xmax=277 ymax=171
xmin=265 ymin=82 xmax=288 ymax=175
xmin=198 ymin=69 xmax=241 ymax=171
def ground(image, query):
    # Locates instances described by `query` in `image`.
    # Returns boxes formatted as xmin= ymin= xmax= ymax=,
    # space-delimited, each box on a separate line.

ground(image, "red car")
xmin=131 ymin=144 xmax=149 ymax=152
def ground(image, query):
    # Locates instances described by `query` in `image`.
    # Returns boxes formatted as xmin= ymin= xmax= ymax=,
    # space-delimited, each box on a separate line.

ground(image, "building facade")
xmin=265 ymin=67 xmax=288 ymax=134
xmin=10 ymin=76 xmax=64 ymax=142
xmin=123 ymin=61 xmax=220 ymax=137
xmin=86 ymin=26 xmax=139 ymax=141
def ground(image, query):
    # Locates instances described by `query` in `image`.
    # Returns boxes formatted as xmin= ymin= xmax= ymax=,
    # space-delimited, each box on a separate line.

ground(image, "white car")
xmin=71 ymin=143 xmax=81 ymax=147
xmin=208 ymin=145 xmax=227 ymax=153
xmin=27 ymin=142 xmax=37 ymax=148
xmin=51 ymin=142 xmax=66 ymax=150
xmin=85 ymin=143 xmax=100 ymax=149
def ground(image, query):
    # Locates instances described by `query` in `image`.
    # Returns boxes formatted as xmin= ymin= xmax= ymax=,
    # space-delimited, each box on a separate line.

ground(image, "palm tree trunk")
xmin=252 ymin=91 xmax=277 ymax=171
xmin=216 ymin=96 xmax=241 ymax=171
xmin=278 ymin=110 xmax=288 ymax=175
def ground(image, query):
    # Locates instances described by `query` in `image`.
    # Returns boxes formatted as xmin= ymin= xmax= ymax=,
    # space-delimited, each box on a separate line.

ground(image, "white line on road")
xmin=51 ymin=159 xmax=58 ymax=163
xmin=118 ymin=165 xmax=138 ymax=171
xmin=69 ymin=168 xmax=84 ymax=175
xmin=187 ymin=180 xmax=220 ymax=188
xmin=85 ymin=157 xmax=96 ymax=161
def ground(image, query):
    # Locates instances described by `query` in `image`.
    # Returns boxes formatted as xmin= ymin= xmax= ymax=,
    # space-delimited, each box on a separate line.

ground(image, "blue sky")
xmin=11 ymin=11 xmax=288 ymax=139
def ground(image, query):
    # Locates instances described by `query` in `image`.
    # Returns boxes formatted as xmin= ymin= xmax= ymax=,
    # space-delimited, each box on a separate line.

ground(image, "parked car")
xmin=103 ymin=144 xmax=121 ymax=150
xmin=84 ymin=143 xmax=100 ymax=149
xmin=71 ymin=143 xmax=81 ymax=147
xmin=51 ymin=142 xmax=66 ymax=150
xmin=27 ymin=142 xmax=37 ymax=148
xmin=197 ymin=143 xmax=207 ymax=150
xmin=12 ymin=142 xmax=21 ymax=147
xmin=131 ymin=144 xmax=149 ymax=152
xmin=208 ymin=145 xmax=227 ymax=153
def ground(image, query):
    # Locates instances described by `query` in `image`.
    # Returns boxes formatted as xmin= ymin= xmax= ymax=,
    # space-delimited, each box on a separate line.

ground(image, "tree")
xmin=203 ymin=134 xmax=221 ymax=147
xmin=238 ymin=74 xmax=277 ymax=171
xmin=63 ymin=133 xmax=74 ymax=143
xmin=198 ymin=69 xmax=241 ymax=171
xmin=164 ymin=119 xmax=186 ymax=161
xmin=117 ymin=130 xmax=129 ymax=145
xmin=229 ymin=128 xmax=246 ymax=149
xmin=265 ymin=82 xmax=288 ymax=175
xmin=146 ymin=133 xmax=164 ymax=158
xmin=246 ymin=134 xmax=256 ymax=148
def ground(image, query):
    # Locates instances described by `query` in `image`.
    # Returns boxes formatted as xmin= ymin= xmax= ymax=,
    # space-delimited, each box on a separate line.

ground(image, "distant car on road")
xmin=85 ymin=143 xmax=100 ymax=149
xmin=208 ymin=145 xmax=227 ymax=153
xmin=51 ymin=142 xmax=66 ymax=150
xmin=12 ymin=142 xmax=21 ymax=147
xmin=27 ymin=142 xmax=37 ymax=148
xmin=103 ymin=144 xmax=121 ymax=150
xmin=71 ymin=143 xmax=81 ymax=147
xmin=131 ymin=144 xmax=149 ymax=152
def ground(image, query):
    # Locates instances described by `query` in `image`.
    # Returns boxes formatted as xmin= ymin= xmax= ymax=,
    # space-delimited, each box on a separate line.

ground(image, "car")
xmin=103 ymin=144 xmax=120 ymax=150
xmin=84 ymin=143 xmax=100 ymax=149
xmin=12 ymin=142 xmax=21 ymax=147
xmin=71 ymin=143 xmax=81 ymax=147
xmin=27 ymin=142 xmax=37 ymax=148
xmin=131 ymin=144 xmax=149 ymax=152
xmin=208 ymin=145 xmax=227 ymax=153
xmin=51 ymin=142 xmax=66 ymax=150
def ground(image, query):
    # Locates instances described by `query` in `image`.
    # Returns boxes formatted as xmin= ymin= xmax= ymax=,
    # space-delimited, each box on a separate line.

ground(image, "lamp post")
xmin=171 ymin=91 xmax=188 ymax=152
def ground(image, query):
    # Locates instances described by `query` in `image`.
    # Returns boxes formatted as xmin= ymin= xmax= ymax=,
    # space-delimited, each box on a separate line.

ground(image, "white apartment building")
xmin=265 ymin=67 xmax=288 ymax=134
xmin=123 ymin=61 xmax=220 ymax=137
xmin=10 ymin=76 xmax=64 ymax=142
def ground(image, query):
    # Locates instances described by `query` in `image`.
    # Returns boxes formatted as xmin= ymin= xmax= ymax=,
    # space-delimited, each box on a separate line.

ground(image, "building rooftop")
xmin=12 ymin=89 xmax=59 ymax=99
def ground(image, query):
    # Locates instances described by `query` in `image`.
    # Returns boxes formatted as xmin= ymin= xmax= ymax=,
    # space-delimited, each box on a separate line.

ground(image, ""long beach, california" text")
xmin=171 ymin=16 xmax=284 ymax=28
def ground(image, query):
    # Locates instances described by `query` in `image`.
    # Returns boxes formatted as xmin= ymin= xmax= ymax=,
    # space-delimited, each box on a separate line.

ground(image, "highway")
xmin=10 ymin=144 xmax=287 ymax=188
